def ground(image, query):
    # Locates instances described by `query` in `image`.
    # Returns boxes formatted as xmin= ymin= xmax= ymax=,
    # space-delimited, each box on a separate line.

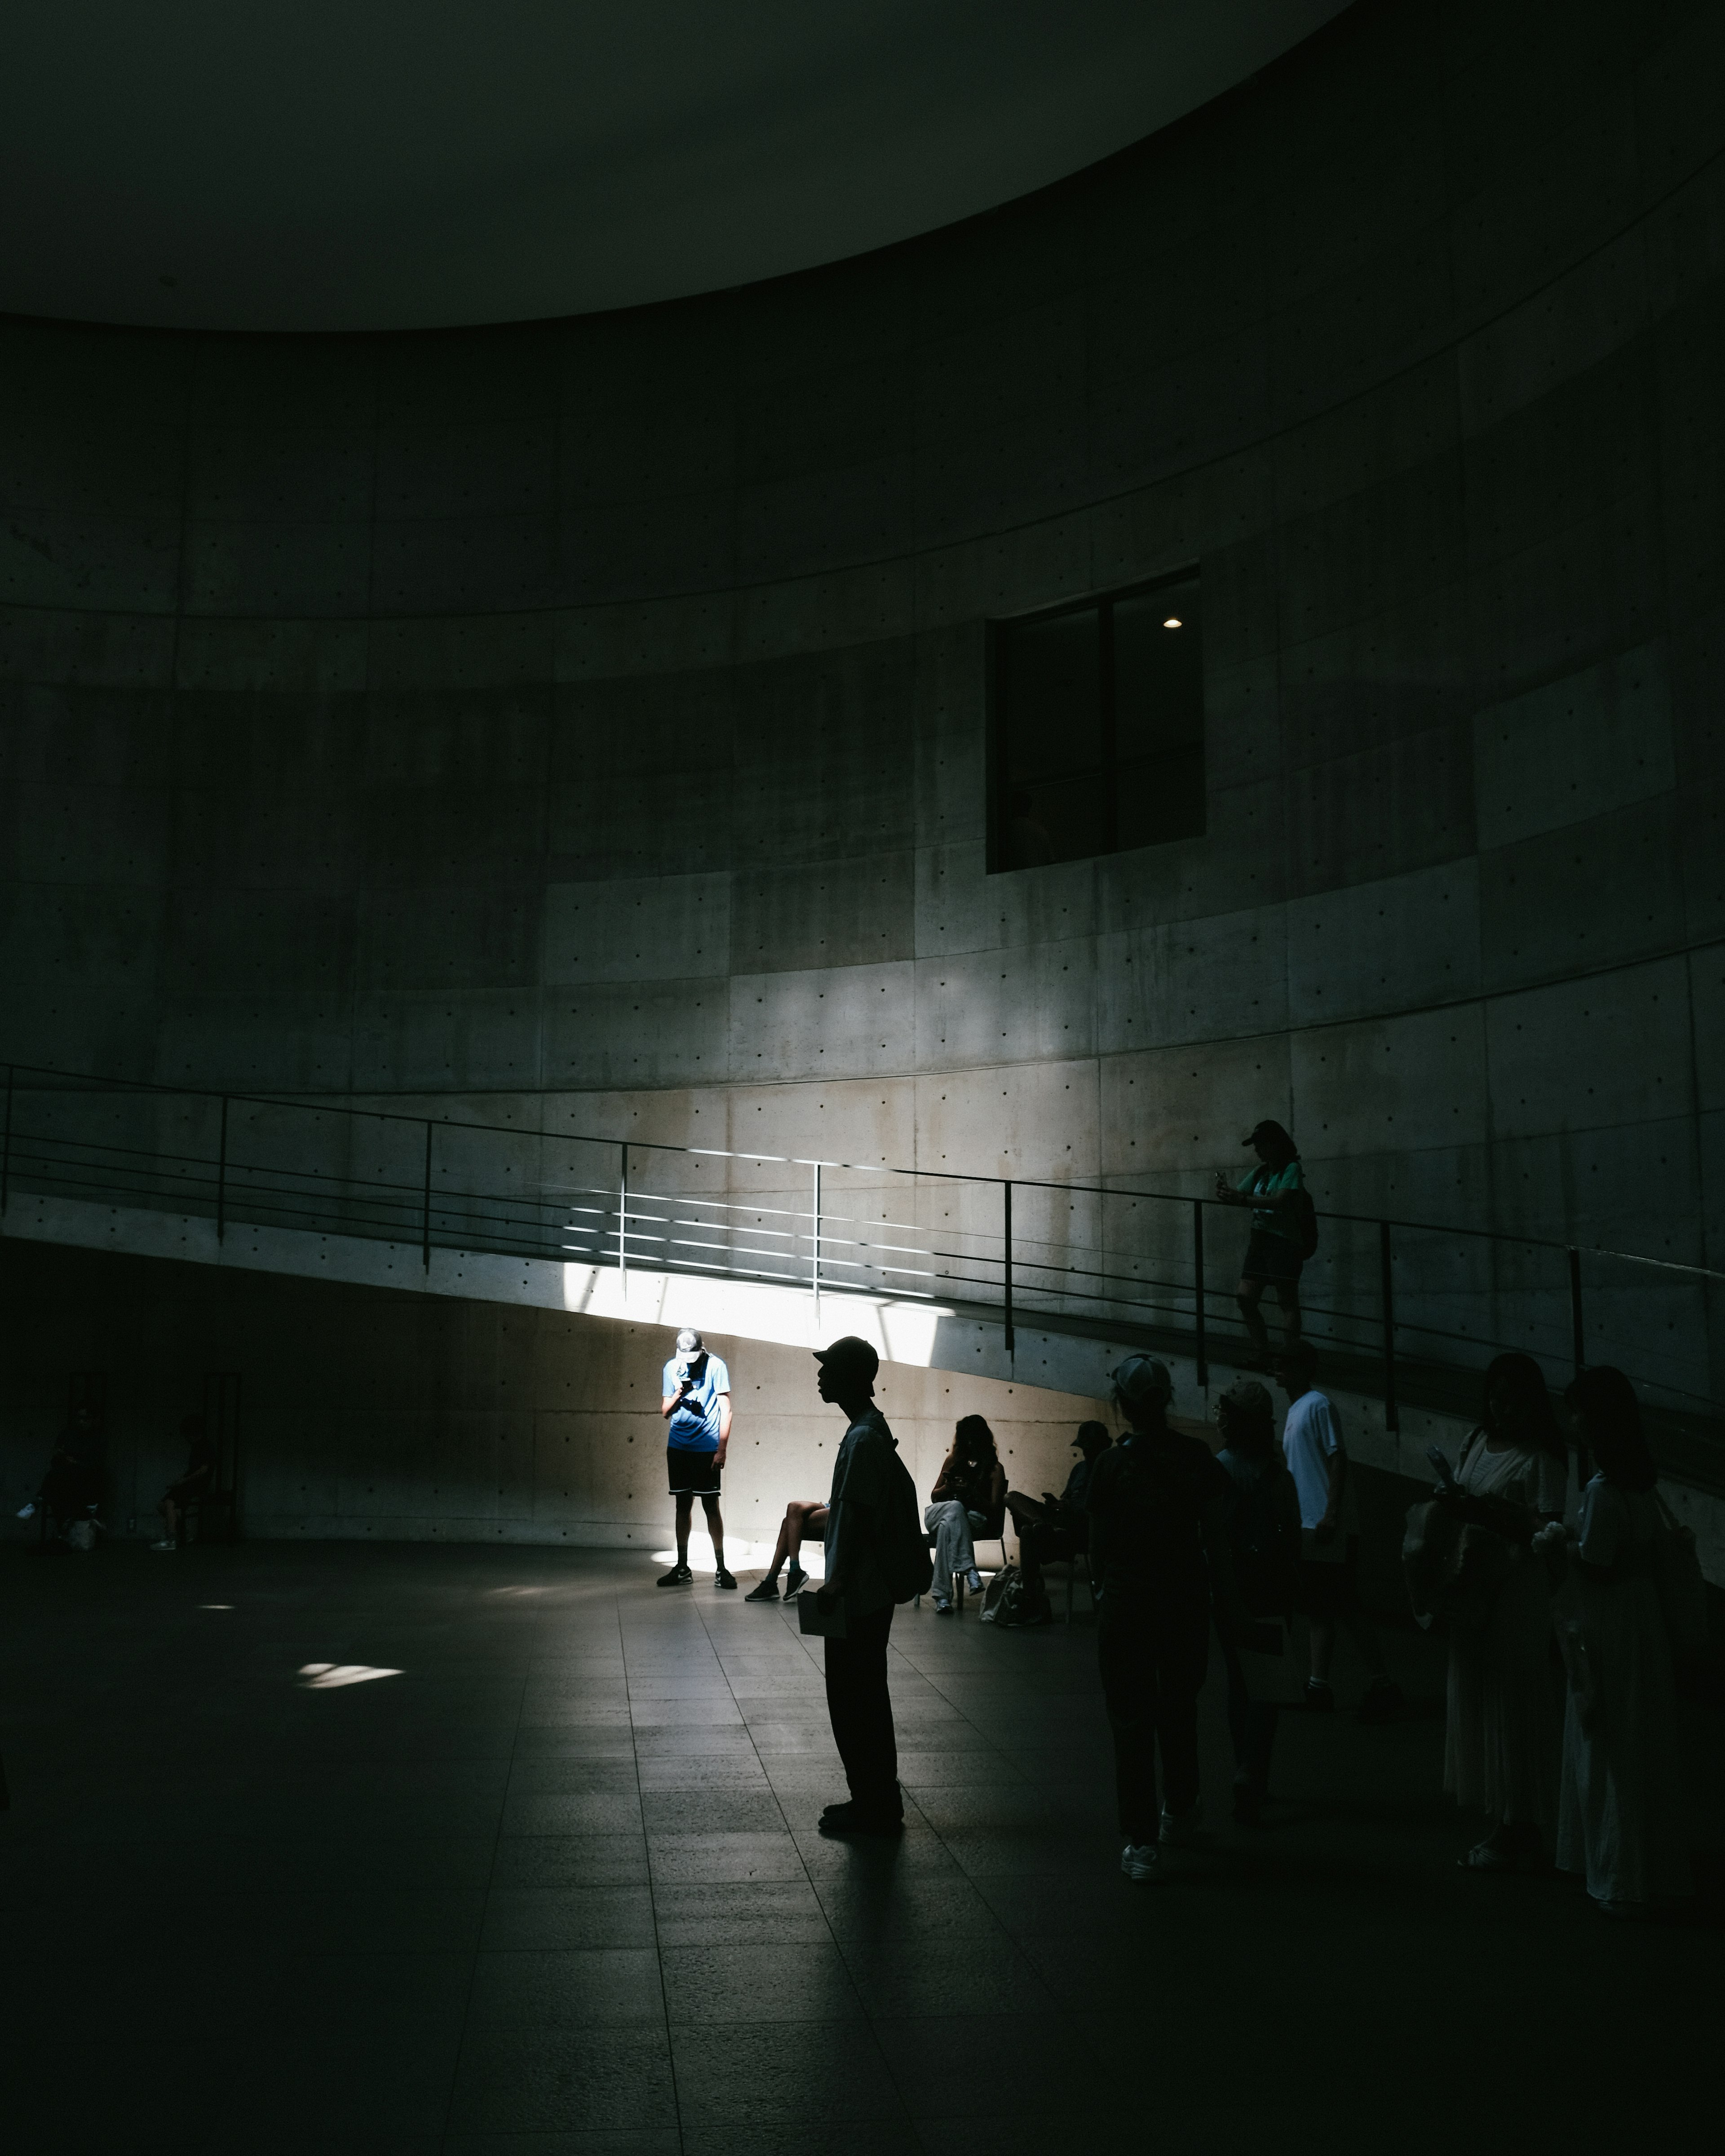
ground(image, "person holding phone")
xmin=1214 ymin=1118 xmax=1307 ymax=1367
xmin=659 ymin=1327 xmax=735 ymax=1588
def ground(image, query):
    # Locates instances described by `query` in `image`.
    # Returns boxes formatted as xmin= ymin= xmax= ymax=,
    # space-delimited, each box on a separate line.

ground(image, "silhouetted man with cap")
xmin=811 ymin=1335 xmax=911 ymax=1836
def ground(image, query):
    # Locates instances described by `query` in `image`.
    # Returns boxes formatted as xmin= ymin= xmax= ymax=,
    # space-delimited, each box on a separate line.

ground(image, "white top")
xmin=1458 ymin=1431 xmax=1568 ymax=1517
xmin=1282 ymin=1388 xmax=1353 ymax=1532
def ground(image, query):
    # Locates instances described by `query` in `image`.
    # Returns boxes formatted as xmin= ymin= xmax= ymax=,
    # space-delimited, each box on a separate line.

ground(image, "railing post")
xmin=1003 ymin=1180 xmax=1015 ymax=1356
xmin=1 ymin=1064 xmax=11 ymax=1216
xmin=811 ymin=1162 xmax=821 ymax=1322
xmin=1193 ymin=1199 xmax=1208 ymax=1391
xmin=1567 ymin=1246 xmax=1585 ymax=1371
xmin=217 ymin=1096 xmax=229 ymax=1245
xmin=1379 ymin=1219 xmax=1398 ymax=1432
xmin=1569 ymin=1245 xmax=1588 ymax=1487
xmin=619 ymin=1142 xmax=628 ymax=1299
xmin=421 ymin=1121 xmax=434 ymax=1272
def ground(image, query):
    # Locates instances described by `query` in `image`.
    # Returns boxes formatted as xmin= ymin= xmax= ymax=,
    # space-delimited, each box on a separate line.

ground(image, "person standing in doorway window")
xmin=1215 ymin=1119 xmax=1307 ymax=1367
xmin=659 ymin=1328 xmax=735 ymax=1590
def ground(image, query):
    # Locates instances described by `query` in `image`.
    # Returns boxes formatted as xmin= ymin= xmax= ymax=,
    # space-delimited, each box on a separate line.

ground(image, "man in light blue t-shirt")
xmin=659 ymin=1327 xmax=735 ymax=1590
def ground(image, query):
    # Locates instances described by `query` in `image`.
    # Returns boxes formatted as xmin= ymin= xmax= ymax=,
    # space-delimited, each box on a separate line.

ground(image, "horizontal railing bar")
xmin=9 ymin=1058 xmax=1720 ymax=1282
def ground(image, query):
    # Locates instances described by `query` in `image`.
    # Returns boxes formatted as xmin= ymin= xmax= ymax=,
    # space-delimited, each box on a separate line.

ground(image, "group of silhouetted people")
xmin=736 ymin=1320 xmax=1702 ymax=1916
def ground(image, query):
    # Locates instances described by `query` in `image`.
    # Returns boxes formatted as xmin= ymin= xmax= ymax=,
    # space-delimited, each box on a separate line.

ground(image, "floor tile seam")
xmin=438 ymin=1601 xmax=597 ymax=2152
xmin=623 ymin=1585 xmax=690 ymax=2155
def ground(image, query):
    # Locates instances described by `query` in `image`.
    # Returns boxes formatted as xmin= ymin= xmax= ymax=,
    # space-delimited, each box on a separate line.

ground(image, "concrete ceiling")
xmin=0 ymin=2 xmax=1350 ymax=335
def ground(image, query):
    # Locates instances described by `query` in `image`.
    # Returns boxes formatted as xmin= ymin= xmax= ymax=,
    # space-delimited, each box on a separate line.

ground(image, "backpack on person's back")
xmin=881 ymin=1444 xmax=934 ymax=1604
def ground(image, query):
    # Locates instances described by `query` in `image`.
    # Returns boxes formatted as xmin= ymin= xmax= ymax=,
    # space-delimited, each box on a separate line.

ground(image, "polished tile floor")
xmin=2 ymin=1542 xmax=1715 ymax=2156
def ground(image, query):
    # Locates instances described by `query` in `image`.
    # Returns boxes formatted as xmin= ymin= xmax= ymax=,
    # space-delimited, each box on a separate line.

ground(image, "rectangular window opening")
xmin=988 ymin=569 xmax=1204 ymax=871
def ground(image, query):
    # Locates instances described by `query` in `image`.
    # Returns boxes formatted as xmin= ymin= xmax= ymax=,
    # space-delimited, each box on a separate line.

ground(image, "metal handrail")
xmin=1 ymin=1059 xmax=1720 ymax=1431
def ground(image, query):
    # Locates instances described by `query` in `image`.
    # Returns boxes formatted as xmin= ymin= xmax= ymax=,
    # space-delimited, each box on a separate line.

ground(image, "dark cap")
xmin=814 ymin=1335 xmax=880 ymax=1383
xmin=1073 ymin=1419 xmax=1110 ymax=1453
xmin=1243 ymin=1118 xmax=1296 ymax=1153
xmin=1219 ymin=1378 xmax=1274 ymax=1418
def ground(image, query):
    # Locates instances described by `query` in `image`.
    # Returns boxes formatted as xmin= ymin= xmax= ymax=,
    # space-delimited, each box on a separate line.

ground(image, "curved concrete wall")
xmin=2 ymin=0 xmax=1722 ymax=1395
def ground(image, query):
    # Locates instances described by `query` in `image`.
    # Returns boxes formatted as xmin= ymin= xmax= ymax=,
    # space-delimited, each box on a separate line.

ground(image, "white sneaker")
xmin=149 ymin=1539 xmax=177 ymax=1552
xmin=1120 ymin=1842 xmax=1159 ymax=1881
xmin=1159 ymin=1801 xmax=1203 ymax=1846
xmin=16 ymin=1502 xmax=35 ymax=1519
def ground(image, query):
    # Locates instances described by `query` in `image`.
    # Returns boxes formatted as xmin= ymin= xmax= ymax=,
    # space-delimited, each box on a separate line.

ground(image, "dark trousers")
xmin=824 ymin=1605 xmax=899 ymax=1814
xmin=1016 ymin=1520 xmax=1084 ymax=1593
xmin=1221 ymin=1638 xmax=1280 ymax=1792
xmin=1097 ymin=1608 xmax=1209 ymax=1843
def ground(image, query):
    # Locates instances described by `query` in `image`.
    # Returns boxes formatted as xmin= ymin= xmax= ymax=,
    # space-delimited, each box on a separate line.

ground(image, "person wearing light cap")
xmin=809 ymin=1335 xmax=924 ymax=1835
xmin=1214 ymin=1118 xmax=1308 ymax=1368
xmin=1085 ymin=1352 xmax=1239 ymax=1882
xmin=658 ymin=1326 xmax=734 ymax=1589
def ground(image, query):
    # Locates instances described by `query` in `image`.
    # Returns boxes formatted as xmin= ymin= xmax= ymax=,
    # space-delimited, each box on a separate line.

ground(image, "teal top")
xmin=1238 ymin=1158 xmax=1303 ymax=1242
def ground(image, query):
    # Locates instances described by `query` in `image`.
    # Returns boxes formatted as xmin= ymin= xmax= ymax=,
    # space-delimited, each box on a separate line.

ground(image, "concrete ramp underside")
xmin=6 ymin=1188 xmax=1723 ymax=1583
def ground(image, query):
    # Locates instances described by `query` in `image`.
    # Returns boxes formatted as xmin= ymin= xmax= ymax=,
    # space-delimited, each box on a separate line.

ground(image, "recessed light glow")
xmin=1163 ymin=616 xmax=1182 ymax=629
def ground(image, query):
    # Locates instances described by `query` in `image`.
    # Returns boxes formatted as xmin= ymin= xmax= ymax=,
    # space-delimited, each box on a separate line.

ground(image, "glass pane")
xmin=1003 ymin=774 xmax=1106 ymax=869
xmin=1000 ymin=606 xmax=1101 ymax=785
xmin=1116 ymin=746 xmax=1206 ymax=848
xmin=1114 ymin=580 xmax=1203 ymax=760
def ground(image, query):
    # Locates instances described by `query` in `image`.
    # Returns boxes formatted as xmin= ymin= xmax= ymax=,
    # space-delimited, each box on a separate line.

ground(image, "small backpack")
xmin=882 ymin=1447 xmax=934 ymax=1605
xmin=1289 ymin=1183 xmax=1319 ymax=1260
xmin=980 ymin=1563 xmax=1051 ymax=1628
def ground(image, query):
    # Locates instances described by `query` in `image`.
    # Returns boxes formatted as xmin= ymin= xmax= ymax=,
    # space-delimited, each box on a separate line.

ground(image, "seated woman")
xmin=925 ymin=1415 xmax=1007 ymax=1614
xmin=745 ymin=1498 xmax=827 ymax=1601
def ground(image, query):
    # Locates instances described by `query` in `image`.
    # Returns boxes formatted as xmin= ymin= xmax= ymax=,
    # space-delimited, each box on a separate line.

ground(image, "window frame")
xmin=986 ymin=564 xmax=1203 ymax=875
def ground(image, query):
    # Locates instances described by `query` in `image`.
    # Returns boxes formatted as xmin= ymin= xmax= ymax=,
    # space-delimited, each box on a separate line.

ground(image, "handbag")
xmin=1651 ymin=1494 xmax=1709 ymax=1655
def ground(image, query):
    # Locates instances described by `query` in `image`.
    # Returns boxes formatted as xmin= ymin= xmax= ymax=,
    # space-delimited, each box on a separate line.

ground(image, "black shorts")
xmin=163 ymin=1478 xmax=203 ymax=1507
xmin=1296 ymin=1538 xmax=1359 ymax=1616
xmin=1243 ymin=1230 xmax=1303 ymax=1286
xmin=667 ymin=1447 xmax=721 ymax=1497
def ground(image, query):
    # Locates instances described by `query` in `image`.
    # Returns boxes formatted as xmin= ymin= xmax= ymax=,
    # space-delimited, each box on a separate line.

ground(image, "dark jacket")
xmin=827 ymin=1408 xmax=928 ymax=1618
xmin=1217 ymin=1446 xmax=1302 ymax=1617
xmin=1086 ymin=1428 xmax=1239 ymax=1625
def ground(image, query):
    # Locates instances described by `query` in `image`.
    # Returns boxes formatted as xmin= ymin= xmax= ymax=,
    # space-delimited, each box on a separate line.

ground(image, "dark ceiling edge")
xmin=0 ymin=2 xmax=1369 ymax=347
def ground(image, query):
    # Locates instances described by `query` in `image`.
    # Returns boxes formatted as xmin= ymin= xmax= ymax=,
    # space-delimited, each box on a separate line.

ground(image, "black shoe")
xmin=657 ymin=1564 xmax=693 ymax=1587
xmin=1232 ymin=1775 xmax=1265 ymax=1828
xmin=1304 ymin=1680 xmax=1335 ymax=1713
xmin=785 ymin=1563 xmax=808 ymax=1595
xmin=818 ymin=1801 xmax=903 ymax=1838
xmin=744 ymin=1577 xmax=781 ymax=1602
xmin=714 ymin=1567 xmax=738 ymax=1590
xmin=1357 ymin=1679 xmax=1404 ymax=1725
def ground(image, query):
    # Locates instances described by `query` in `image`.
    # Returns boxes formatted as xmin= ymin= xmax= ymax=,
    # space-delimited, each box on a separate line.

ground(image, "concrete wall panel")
xmin=0 ymin=0 xmax=1719 ymax=1423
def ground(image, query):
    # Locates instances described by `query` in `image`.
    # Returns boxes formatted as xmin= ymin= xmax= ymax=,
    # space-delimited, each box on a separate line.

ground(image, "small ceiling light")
xmin=1163 ymin=616 xmax=1182 ymax=629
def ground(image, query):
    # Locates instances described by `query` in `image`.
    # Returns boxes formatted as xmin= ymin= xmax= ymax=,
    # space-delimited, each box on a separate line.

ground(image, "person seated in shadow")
xmin=1007 ymin=1420 xmax=1111 ymax=1599
xmin=150 ymin=1414 xmax=216 ymax=1553
xmin=745 ymin=1497 xmax=828 ymax=1601
xmin=20 ymin=1403 xmax=106 ymax=1548
xmin=1213 ymin=1380 xmax=1303 ymax=1825
xmin=925 ymin=1415 xmax=1007 ymax=1613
